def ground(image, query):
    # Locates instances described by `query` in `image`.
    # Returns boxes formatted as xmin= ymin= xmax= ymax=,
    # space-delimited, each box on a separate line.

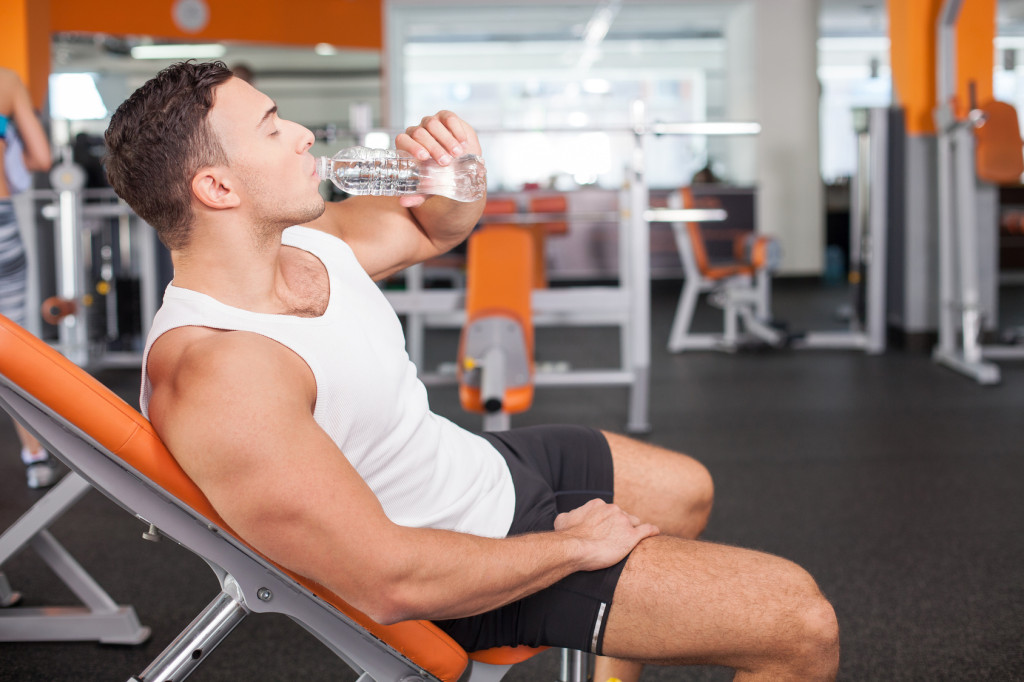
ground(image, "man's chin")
xmin=297 ymin=198 xmax=327 ymax=227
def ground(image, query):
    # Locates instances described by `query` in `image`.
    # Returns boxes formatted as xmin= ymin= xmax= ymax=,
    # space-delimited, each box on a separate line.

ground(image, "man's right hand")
xmin=554 ymin=499 xmax=660 ymax=572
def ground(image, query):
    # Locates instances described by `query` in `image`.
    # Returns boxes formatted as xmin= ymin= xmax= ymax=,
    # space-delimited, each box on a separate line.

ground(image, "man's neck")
xmin=171 ymin=223 xmax=295 ymax=315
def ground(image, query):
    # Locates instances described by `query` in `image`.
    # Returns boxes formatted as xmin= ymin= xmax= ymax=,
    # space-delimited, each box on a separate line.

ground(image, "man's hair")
xmin=104 ymin=61 xmax=234 ymax=251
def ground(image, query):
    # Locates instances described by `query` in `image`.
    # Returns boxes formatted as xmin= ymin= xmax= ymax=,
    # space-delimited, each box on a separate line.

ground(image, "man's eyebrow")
xmin=257 ymin=104 xmax=278 ymax=129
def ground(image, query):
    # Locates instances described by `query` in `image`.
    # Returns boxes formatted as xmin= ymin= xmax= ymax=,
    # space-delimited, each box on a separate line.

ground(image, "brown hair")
xmin=104 ymin=61 xmax=234 ymax=251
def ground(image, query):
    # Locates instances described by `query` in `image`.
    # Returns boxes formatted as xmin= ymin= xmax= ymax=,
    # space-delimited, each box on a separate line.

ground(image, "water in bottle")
xmin=316 ymin=146 xmax=486 ymax=202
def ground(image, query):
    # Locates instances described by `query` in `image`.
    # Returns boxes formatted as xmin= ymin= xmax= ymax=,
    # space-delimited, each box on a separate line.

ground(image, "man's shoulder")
xmin=148 ymin=326 xmax=311 ymax=395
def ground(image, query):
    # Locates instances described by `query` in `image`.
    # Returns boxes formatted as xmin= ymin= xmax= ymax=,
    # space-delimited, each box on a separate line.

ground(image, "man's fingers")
xmin=638 ymin=522 xmax=660 ymax=539
xmin=404 ymin=113 xmax=463 ymax=164
xmin=398 ymin=195 xmax=427 ymax=208
xmin=396 ymin=111 xmax=477 ymax=167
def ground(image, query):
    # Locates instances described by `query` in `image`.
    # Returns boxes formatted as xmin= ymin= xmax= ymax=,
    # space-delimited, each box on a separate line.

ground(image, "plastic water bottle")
xmin=316 ymin=146 xmax=486 ymax=202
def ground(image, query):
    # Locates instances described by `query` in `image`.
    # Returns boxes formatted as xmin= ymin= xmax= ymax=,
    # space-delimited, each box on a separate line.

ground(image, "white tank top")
xmin=140 ymin=226 xmax=515 ymax=538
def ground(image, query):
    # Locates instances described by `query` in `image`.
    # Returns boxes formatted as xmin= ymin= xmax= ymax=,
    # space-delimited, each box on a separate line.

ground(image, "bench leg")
xmin=559 ymin=648 xmax=589 ymax=682
xmin=132 ymin=591 xmax=247 ymax=682
xmin=0 ymin=472 xmax=150 ymax=645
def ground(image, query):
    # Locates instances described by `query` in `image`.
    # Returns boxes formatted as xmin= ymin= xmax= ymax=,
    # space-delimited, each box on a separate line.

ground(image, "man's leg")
xmin=594 ymin=432 xmax=838 ymax=680
xmin=600 ymin=536 xmax=839 ymax=680
xmin=594 ymin=432 xmax=715 ymax=681
xmin=604 ymin=431 xmax=714 ymax=539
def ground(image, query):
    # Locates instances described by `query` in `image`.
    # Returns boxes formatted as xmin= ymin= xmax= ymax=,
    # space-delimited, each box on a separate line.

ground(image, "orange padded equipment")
xmin=482 ymin=197 xmax=519 ymax=218
xmin=526 ymin=195 xmax=570 ymax=289
xmin=974 ymin=100 xmax=1024 ymax=185
xmin=675 ymin=186 xmax=770 ymax=278
xmin=667 ymin=187 xmax=785 ymax=352
xmin=0 ymin=314 xmax=550 ymax=681
xmin=458 ymin=225 xmax=535 ymax=425
xmin=528 ymin=195 xmax=570 ymax=236
xmin=41 ymin=296 xmax=77 ymax=325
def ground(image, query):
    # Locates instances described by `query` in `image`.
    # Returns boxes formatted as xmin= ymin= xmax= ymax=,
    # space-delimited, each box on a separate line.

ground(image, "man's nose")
xmin=297 ymin=125 xmax=315 ymax=152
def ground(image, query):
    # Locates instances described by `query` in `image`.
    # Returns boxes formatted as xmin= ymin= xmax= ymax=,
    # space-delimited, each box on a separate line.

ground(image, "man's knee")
xmin=685 ymin=460 xmax=714 ymax=534
xmin=780 ymin=567 xmax=840 ymax=679
xmin=661 ymin=457 xmax=713 ymax=538
xmin=603 ymin=432 xmax=714 ymax=538
xmin=802 ymin=591 xmax=840 ymax=675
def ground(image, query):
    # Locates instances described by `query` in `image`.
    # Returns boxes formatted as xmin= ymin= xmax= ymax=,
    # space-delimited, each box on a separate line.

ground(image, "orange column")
xmin=0 ymin=0 xmax=51 ymax=110
xmin=889 ymin=0 xmax=996 ymax=135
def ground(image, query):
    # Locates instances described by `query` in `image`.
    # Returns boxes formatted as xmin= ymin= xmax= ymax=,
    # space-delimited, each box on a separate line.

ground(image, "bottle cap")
xmin=315 ymin=156 xmax=330 ymax=181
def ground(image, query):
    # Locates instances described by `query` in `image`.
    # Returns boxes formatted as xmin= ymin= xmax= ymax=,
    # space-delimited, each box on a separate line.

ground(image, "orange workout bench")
xmin=0 ymin=314 xmax=573 ymax=681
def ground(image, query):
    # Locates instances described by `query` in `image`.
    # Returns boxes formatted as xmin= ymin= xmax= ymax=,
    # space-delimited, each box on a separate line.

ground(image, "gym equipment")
xmin=17 ymin=147 xmax=162 ymax=368
xmin=0 ymin=470 xmax=151 ymax=645
xmin=390 ymin=105 xmax=762 ymax=433
xmin=391 ymin=172 xmax=652 ymax=433
xmin=0 ymin=313 xmax=584 ymax=681
xmin=797 ymin=107 xmax=889 ymax=355
xmin=663 ymin=187 xmax=784 ymax=352
xmin=662 ymin=106 xmax=890 ymax=356
xmin=932 ymin=0 xmax=1024 ymax=384
xmin=459 ymin=226 xmax=535 ymax=432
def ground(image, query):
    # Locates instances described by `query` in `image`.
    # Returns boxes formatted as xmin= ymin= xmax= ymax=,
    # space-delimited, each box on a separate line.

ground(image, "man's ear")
xmin=192 ymin=167 xmax=241 ymax=210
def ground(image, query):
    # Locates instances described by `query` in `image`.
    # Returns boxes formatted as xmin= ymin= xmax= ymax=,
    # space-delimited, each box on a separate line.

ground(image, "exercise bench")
xmin=0 ymin=314 xmax=581 ymax=681
xmin=667 ymin=187 xmax=785 ymax=352
xmin=458 ymin=225 xmax=535 ymax=432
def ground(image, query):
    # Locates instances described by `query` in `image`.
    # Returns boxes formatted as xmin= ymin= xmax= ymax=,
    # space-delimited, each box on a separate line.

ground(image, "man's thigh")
xmin=603 ymin=431 xmax=714 ymax=538
xmin=601 ymin=535 xmax=835 ymax=671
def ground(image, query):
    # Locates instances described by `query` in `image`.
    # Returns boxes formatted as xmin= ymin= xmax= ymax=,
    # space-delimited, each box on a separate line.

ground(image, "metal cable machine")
xmin=931 ymin=0 xmax=1022 ymax=384
xmin=17 ymin=144 xmax=162 ymax=370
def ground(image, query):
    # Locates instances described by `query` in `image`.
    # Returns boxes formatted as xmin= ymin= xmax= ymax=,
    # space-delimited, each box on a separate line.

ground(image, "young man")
xmin=104 ymin=61 xmax=838 ymax=682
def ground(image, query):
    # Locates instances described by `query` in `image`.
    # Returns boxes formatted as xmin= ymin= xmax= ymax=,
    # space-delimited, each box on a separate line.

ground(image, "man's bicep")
xmin=151 ymin=341 xmax=395 ymax=583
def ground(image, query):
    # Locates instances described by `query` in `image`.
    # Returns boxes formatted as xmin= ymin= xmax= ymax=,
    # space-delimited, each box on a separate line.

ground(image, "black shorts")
xmin=432 ymin=424 xmax=627 ymax=655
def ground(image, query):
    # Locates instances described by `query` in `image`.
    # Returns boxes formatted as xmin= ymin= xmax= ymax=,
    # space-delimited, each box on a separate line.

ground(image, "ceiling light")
xmin=578 ymin=0 xmax=621 ymax=70
xmin=583 ymin=78 xmax=611 ymax=94
xmin=130 ymin=43 xmax=227 ymax=60
xmin=650 ymin=122 xmax=762 ymax=136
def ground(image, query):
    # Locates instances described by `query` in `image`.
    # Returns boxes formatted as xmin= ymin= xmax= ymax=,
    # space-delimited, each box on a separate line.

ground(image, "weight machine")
xmin=388 ymin=104 xmax=764 ymax=434
xmin=659 ymin=108 xmax=889 ymax=356
xmin=932 ymin=0 xmax=1024 ymax=384
xmin=16 ymin=145 xmax=161 ymax=369
xmin=795 ymin=107 xmax=890 ymax=355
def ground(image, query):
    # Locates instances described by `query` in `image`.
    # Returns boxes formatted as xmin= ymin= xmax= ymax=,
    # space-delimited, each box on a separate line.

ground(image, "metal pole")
xmin=56 ymin=187 xmax=88 ymax=366
xmin=865 ymin=108 xmax=889 ymax=354
xmin=931 ymin=0 xmax=999 ymax=383
xmin=953 ymin=123 xmax=984 ymax=364
xmin=626 ymin=100 xmax=651 ymax=434
xmin=406 ymin=263 xmax=426 ymax=369
xmin=132 ymin=591 xmax=247 ymax=682
xmin=934 ymin=0 xmax=963 ymax=359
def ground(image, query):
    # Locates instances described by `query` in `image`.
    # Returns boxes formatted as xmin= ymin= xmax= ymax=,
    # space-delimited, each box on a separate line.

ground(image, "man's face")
xmin=207 ymin=77 xmax=325 ymax=240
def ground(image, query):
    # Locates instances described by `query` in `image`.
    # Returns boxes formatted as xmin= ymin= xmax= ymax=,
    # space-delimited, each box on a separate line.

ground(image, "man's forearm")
xmin=371 ymin=526 xmax=583 ymax=624
xmin=409 ymin=194 xmax=486 ymax=255
xmin=312 ymin=499 xmax=653 ymax=625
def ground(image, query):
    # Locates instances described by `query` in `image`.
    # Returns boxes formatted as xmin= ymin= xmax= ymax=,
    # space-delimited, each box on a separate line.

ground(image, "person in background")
xmin=0 ymin=67 xmax=56 ymax=488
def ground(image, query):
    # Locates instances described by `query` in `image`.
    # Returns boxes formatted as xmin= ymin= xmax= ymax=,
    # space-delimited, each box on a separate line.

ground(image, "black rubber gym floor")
xmin=1 ymin=280 xmax=1021 ymax=681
